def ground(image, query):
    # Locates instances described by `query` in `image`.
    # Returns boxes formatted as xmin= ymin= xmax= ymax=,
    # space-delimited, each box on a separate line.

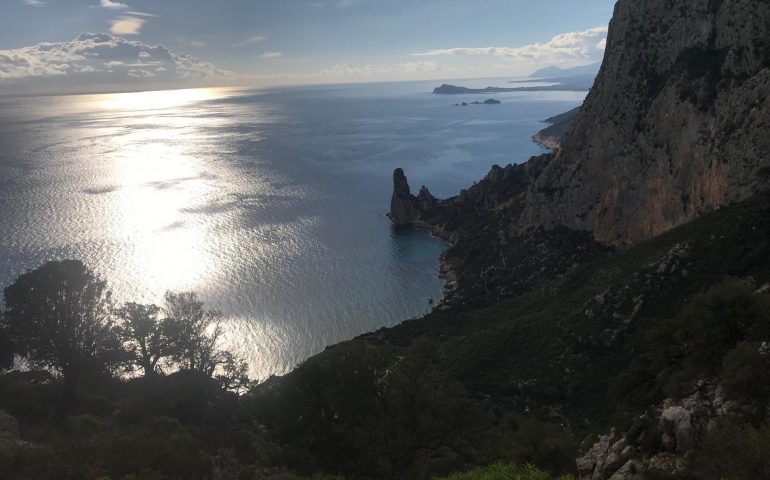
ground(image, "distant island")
xmin=454 ymin=99 xmax=502 ymax=106
xmin=433 ymin=74 xmax=594 ymax=94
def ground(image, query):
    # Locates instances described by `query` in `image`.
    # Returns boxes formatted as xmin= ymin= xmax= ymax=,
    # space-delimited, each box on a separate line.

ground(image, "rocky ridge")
xmin=392 ymin=0 xmax=770 ymax=302
xmin=406 ymin=0 xmax=770 ymax=247
xmin=389 ymin=160 xmax=611 ymax=307
xmin=521 ymin=0 xmax=770 ymax=246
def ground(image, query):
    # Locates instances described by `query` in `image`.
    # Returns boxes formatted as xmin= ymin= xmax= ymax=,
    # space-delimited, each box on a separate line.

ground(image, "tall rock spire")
xmin=388 ymin=168 xmax=418 ymax=225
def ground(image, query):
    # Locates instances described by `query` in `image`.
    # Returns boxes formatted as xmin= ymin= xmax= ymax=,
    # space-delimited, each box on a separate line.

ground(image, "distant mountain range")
xmin=528 ymin=62 xmax=601 ymax=78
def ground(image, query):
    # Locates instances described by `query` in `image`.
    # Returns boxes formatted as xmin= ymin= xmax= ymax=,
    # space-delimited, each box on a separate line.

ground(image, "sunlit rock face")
xmin=520 ymin=0 xmax=770 ymax=246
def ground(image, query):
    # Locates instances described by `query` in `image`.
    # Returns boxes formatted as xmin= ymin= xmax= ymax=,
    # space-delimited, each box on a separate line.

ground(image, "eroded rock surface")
xmin=521 ymin=0 xmax=770 ymax=245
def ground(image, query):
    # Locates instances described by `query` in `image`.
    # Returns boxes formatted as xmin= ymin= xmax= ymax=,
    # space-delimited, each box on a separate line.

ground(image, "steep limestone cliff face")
xmin=521 ymin=0 xmax=770 ymax=246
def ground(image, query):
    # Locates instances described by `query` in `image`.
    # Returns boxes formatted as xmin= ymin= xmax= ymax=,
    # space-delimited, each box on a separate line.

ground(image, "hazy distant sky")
xmin=0 ymin=0 xmax=616 ymax=93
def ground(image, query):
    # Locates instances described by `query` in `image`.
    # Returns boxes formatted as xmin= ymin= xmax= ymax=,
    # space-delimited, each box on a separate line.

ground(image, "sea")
xmin=0 ymin=79 xmax=586 ymax=378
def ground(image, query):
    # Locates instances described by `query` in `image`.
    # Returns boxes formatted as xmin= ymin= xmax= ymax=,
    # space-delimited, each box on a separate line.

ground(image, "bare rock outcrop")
xmin=521 ymin=0 xmax=770 ymax=246
xmin=388 ymin=168 xmax=419 ymax=225
xmin=576 ymin=381 xmax=763 ymax=479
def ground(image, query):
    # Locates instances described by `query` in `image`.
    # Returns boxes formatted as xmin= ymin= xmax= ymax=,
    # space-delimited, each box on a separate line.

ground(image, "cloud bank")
xmin=413 ymin=26 xmax=608 ymax=63
xmin=0 ymin=33 xmax=229 ymax=93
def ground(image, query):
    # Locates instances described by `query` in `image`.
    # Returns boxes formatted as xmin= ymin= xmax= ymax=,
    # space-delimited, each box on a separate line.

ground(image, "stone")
xmin=609 ymin=460 xmax=645 ymax=480
xmin=659 ymin=406 xmax=696 ymax=453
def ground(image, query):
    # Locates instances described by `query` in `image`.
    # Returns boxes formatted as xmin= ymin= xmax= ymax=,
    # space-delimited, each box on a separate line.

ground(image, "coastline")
xmin=531 ymin=132 xmax=561 ymax=150
xmin=401 ymin=110 xmax=576 ymax=312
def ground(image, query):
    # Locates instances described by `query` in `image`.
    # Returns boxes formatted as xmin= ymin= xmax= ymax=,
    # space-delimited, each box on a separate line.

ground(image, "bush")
xmin=498 ymin=417 xmax=578 ymax=475
xmin=432 ymin=462 xmax=575 ymax=480
xmin=719 ymin=342 xmax=770 ymax=404
xmin=620 ymin=278 xmax=770 ymax=400
xmin=693 ymin=420 xmax=770 ymax=480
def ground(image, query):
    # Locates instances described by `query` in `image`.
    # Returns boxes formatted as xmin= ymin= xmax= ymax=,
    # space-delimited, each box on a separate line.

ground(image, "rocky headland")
xmin=532 ymin=106 xmax=581 ymax=150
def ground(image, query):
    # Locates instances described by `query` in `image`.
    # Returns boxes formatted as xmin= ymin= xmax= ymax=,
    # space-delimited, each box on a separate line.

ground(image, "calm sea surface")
xmin=0 ymin=80 xmax=585 ymax=378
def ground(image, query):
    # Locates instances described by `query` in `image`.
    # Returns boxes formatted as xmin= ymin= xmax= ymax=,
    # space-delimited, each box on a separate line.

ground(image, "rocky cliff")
xmin=400 ymin=0 xmax=770 ymax=249
xmin=389 ymin=160 xmax=611 ymax=307
xmin=521 ymin=0 xmax=770 ymax=245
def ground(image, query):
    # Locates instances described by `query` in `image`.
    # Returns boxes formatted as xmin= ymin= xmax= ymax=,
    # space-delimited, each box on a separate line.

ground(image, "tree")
xmin=163 ymin=291 xmax=223 ymax=376
xmin=115 ymin=302 xmax=169 ymax=377
xmin=2 ymin=260 xmax=123 ymax=395
xmin=215 ymin=351 xmax=252 ymax=394
xmin=0 ymin=313 xmax=14 ymax=371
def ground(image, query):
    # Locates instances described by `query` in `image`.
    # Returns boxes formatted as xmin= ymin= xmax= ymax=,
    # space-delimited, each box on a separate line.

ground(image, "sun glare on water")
xmin=95 ymin=88 xmax=231 ymax=297
xmin=97 ymin=88 xmax=222 ymax=111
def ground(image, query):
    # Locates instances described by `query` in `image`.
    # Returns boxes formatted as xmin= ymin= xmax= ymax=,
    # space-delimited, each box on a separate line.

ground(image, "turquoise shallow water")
xmin=0 ymin=81 xmax=585 ymax=378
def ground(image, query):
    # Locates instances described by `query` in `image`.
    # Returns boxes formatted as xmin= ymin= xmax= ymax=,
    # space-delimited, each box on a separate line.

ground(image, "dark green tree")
xmin=163 ymin=291 xmax=223 ymax=376
xmin=115 ymin=302 xmax=169 ymax=377
xmin=0 ymin=313 xmax=14 ymax=370
xmin=2 ymin=260 xmax=123 ymax=395
xmin=215 ymin=350 xmax=252 ymax=393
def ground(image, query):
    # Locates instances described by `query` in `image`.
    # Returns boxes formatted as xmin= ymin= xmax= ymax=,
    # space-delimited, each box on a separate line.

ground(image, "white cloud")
xmin=100 ymin=0 xmax=128 ymax=9
xmin=231 ymin=36 xmax=267 ymax=48
xmin=413 ymin=26 xmax=608 ymax=64
xmin=110 ymin=15 xmax=145 ymax=35
xmin=23 ymin=0 xmax=45 ymax=6
xmin=110 ymin=16 xmax=145 ymax=35
xmin=596 ymin=38 xmax=607 ymax=50
xmin=261 ymin=51 xmax=284 ymax=59
xmin=0 ymin=33 xmax=229 ymax=92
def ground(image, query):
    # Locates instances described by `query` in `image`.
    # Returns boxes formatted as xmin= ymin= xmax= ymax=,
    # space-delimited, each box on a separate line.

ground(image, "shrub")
xmin=693 ymin=420 xmax=770 ymax=480
xmin=498 ymin=417 xmax=578 ymax=475
xmin=719 ymin=342 xmax=770 ymax=404
xmin=432 ymin=462 xmax=575 ymax=480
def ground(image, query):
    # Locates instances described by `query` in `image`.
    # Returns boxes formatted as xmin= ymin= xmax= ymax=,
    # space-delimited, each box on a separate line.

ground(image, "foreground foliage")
xmin=433 ymin=462 xmax=575 ymax=480
xmin=1 ymin=192 xmax=770 ymax=478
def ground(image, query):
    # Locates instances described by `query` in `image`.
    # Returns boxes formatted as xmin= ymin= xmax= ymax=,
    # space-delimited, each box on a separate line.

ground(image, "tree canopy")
xmin=2 ymin=260 xmax=123 ymax=393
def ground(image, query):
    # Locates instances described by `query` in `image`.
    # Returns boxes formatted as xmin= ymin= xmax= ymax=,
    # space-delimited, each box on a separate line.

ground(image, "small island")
xmin=453 ymin=98 xmax=502 ymax=106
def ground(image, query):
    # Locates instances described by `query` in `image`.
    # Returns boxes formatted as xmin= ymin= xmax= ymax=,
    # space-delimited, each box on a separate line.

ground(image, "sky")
xmin=0 ymin=0 xmax=617 ymax=93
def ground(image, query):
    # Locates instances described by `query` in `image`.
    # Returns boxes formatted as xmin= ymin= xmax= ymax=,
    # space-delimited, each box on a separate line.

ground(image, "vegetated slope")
xmin=252 ymin=189 xmax=770 ymax=479
xmin=252 ymin=1 xmax=770 ymax=477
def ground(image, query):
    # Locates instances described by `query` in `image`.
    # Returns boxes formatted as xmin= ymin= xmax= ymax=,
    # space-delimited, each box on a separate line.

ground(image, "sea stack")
xmin=388 ymin=168 xmax=417 ymax=225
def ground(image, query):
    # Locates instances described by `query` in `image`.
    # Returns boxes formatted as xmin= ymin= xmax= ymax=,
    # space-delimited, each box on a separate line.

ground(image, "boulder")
xmin=659 ymin=406 xmax=696 ymax=453
xmin=609 ymin=460 xmax=645 ymax=480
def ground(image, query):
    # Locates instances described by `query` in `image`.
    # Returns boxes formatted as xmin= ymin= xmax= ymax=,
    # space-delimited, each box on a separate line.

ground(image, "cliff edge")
xmin=397 ymin=0 xmax=770 ymax=249
xmin=521 ymin=0 xmax=770 ymax=245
